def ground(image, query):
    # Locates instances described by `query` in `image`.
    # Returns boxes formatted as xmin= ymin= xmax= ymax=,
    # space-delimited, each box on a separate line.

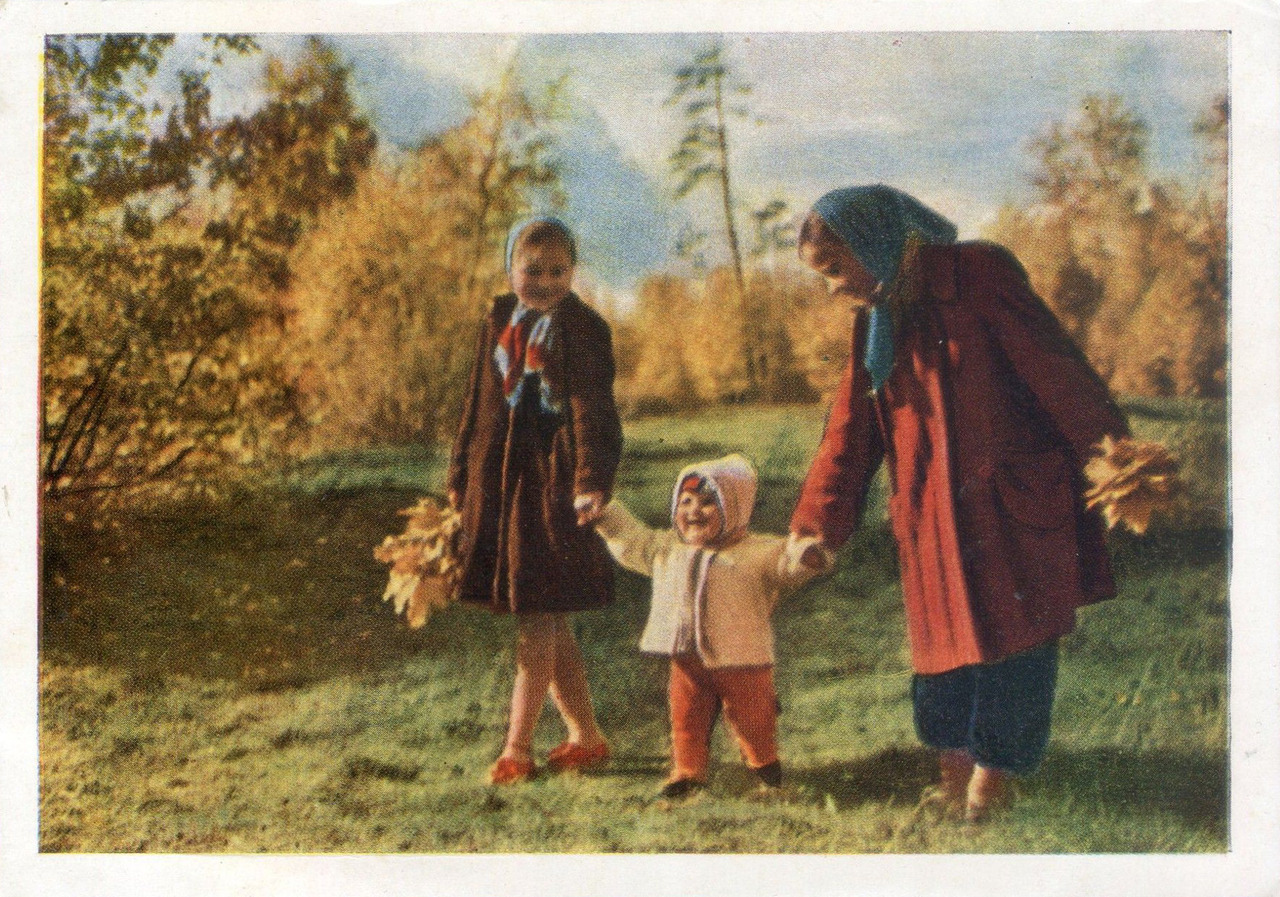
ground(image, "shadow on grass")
xmin=790 ymin=744 xmax=1226 ymax=833
xmin=1109 ymin=527 xmax=1230 ymax=580
xmin=792 ymin=747 xmax=936 ymax=810
xmin=592 ymin=753 xmax=672 ymax=780
xmin=1037 ymin=746 xmax=1227 ymax=831
xmin=40 ymin=487 xmax=483 ymax=691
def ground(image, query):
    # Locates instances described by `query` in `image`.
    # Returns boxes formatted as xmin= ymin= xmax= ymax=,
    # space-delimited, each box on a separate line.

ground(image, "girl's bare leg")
xmin=548 ymin=615 xmax=606 ymax=747
xmin=499 ymin=613 xmax=557 ymax=762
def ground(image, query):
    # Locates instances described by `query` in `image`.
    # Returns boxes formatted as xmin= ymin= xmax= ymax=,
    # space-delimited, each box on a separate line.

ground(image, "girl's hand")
xmin=448 ymin=489 xmax=460 ymax=511
xmin=574 ymin=492 xmax=605 ymax=526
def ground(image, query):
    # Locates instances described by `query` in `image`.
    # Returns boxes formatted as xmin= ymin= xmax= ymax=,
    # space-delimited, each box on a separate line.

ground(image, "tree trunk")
xmin=712 ymin=70 xmax=756 ymax=392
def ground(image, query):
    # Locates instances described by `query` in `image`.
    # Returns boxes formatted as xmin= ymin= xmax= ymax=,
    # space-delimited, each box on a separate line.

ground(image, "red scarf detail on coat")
xmin=495 ymin=306 xmax=548 ymax=405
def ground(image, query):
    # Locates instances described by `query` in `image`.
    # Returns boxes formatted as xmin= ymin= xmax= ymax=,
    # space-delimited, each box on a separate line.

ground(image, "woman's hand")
xmin=447 ymin=489 xmax=460 ymax=511
xmin=574 ymin=492 xmax=606 ymax=526
xmin=785 ymin=532 xmax=833 ymax=574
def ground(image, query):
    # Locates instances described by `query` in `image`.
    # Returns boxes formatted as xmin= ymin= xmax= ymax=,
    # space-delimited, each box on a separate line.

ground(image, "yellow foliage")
xmin=620 ymin=263 xmax=825 ymax=411
xmin=984 ymin=94 xmax=1227 ymax=399
xmin=286 ymin=71 xmax=561 ymax=449
xmin=373 ymin=497 xmax=463 ymax=628
xmin=1084 ymin=436 xmax=1182 ymax=535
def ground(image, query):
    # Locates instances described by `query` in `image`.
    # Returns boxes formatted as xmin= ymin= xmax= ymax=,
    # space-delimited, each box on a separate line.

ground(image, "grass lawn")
xmin=39 ymin=401 xmax=1228 ymax=853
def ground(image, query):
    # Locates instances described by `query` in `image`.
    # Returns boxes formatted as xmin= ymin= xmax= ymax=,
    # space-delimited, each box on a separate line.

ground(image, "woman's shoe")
xmin=546 ymin=740 xmax=610 ymax=772
xmin=488 ymin=755 xmax=536 ymax=785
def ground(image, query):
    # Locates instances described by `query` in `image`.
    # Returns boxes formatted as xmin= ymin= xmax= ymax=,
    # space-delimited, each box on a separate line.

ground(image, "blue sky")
xmin=169 ymin=31 xmax=1227 ymax=296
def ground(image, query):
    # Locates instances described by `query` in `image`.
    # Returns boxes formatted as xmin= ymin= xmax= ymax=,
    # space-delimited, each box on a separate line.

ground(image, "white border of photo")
xmin=1 ymin=3 xmax=1276 ymax=896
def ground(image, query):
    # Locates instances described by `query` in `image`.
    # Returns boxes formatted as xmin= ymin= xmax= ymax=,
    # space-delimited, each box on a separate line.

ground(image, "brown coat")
xmin=448 ymin=292 xmax=623 ymax=614
xmin=791 ymin=242 xmax=1130 ymax=674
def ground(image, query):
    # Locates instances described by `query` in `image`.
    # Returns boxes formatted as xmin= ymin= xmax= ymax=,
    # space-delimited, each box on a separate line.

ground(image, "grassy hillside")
xmin=39 ymin=401 xmax=1228 ymax=853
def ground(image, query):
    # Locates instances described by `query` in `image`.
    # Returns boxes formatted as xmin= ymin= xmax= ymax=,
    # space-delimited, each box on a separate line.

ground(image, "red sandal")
xmin=488 ymin=755 xmax=536 ymax=785
xmin=546 ymin=740 xmax=610 ymax=772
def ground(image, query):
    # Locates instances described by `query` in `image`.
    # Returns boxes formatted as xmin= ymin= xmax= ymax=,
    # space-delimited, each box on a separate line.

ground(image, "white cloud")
xmin=381 ymin=33 xmax=522 ymax=93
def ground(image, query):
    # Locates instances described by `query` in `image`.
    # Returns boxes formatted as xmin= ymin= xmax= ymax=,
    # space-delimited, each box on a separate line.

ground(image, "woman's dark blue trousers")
xmin=911 ymin=640 xmax=1059 ymax=774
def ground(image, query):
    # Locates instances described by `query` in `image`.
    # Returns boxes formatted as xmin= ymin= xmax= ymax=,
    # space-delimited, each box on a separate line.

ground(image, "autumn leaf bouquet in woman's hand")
xmin=1084 ymin=436 xmax=1182 ymax=535
xmin=373 ymin=497 xmax=463 ymax=628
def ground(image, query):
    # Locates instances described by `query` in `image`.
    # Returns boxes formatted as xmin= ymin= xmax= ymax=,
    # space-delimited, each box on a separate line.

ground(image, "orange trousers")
xmin=668 ymin=654 xmax=778 ymax=782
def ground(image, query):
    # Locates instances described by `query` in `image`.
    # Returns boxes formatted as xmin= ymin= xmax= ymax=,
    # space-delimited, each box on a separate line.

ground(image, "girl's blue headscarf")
xmin=504 ymin=215 xmax=576 ymax=274
xmin=811 ymin=186 xmax=957 ymax=391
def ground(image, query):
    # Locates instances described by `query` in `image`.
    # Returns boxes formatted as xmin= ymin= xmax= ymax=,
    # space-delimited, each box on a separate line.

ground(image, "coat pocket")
xmin=993 ymin=450 xmax=1074 ymax=531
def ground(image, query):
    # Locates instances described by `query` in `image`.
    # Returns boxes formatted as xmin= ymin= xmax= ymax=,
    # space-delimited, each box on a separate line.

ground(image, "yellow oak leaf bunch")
xmin=373 ymin=497 xmax=463 ymax=628
xmin=1083 ymin=436 xmax=1182 ymax=536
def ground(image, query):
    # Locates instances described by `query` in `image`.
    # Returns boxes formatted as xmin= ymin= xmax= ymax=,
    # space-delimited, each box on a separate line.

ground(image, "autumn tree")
xmin=1186 ymin=95 xmax=1228 ymax=395
xmin=1033 ymin=94 xmax=1152 ymax=372
xmin=207 ymin=38 xmax=377 ymax=293
xmin=42 ymin=35 xmax=266 ymax=509
xmin=668 ymin=43 xmax=765 ymax=392
xmin=748 ymin=198 xmax=796 ymax=262
xmin=620 ymin=275 xmax=702 ymax=413
xmin=40 ymin=35 xmax=375 ymax=513
xmin=985 ymin=93 xmax=1227 ymax=397
xmin=287 ymin=68 xmax=565 ymax=447
xmin=442 ymin=65 xmax=565 ymax=312
xmin=619 ymin=260 xmax=821 ymax=413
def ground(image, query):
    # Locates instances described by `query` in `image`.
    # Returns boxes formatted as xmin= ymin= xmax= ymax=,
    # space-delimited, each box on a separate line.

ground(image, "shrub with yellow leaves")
xmin=373 ymin=497 xmax=463 ymax=628
xmin=1084 ymin=436 xmax=1182 ymax=535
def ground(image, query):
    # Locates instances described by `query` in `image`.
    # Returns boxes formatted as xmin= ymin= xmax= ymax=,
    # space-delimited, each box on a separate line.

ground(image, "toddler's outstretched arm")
xmin=593 ymin=499 xmax=673 ymax=577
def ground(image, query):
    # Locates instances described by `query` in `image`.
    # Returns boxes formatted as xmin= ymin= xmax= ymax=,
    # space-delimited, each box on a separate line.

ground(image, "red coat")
xmin=791 ymin=242 xmax=1129 ymax=674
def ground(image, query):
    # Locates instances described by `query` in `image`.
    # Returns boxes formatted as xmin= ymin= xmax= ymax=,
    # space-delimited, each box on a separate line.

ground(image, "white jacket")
xmin=595 ymin=454 xmax=825 ymax=668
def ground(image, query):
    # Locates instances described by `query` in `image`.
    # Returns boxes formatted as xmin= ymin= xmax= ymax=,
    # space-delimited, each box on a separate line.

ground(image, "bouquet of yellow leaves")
xmin=373 ymin=497 xmax=463 ymax=628
xmin=1083 ymin=436 xmax=1182 ymax=535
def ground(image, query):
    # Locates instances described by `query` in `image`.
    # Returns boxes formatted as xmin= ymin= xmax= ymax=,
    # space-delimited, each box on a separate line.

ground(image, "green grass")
xmin=39 ymin=401 xmax=1228 ymax=853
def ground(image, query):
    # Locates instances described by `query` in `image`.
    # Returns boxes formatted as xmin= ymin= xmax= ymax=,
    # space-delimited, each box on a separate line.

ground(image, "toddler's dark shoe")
xmin=754 ymin=760 xmax=783 ymax=789
xmin=659 ymin=778 xmax=705 ymax=800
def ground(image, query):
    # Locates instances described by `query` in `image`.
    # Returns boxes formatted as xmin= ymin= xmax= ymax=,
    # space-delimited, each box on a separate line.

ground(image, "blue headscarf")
xmin=811 ymin=186 xmax=957 ymax=391
xmin=504 ymin=215 xmax=576 ymax=274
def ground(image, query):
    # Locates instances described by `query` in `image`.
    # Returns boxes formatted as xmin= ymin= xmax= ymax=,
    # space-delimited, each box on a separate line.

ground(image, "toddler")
xmin=594 ymin=453 xmax=829 ymax=798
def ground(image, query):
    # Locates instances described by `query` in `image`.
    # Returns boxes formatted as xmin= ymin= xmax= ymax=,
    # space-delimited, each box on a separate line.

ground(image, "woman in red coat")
xmin=790 ymin=185 xmax=1130 ymax=821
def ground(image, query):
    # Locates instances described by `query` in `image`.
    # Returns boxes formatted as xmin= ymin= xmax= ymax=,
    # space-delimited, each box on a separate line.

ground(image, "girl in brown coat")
xmin=448 ymin=218 xmax=623 ymax=784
